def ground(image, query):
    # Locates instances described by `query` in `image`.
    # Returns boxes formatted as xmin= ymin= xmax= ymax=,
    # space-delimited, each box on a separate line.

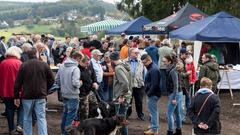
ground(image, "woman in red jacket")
xmin=0 ymin=46 xmax=23 ymax=134
xmin=185 ymin=52 xmax=197 ymax=96
xmin=185 ymin=52 xmax=196 ymax=84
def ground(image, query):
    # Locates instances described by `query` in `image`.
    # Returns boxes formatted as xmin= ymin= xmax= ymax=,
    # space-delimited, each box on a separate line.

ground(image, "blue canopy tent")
xmin=143 ymin=3 xmax=207 ymax=34
xmin=106 ymin=16 xmax=152 ymax=35
xmin=170 ymin=11 xmax=240 ymax=42
xmin=170 ymin=12 xmax=240 ymax=97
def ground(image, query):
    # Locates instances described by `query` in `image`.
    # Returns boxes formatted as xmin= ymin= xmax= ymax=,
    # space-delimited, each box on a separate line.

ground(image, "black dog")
xmin=66 ymin=116 xmax=124 ymax=135
xmin=89 ymin=101 xmax=116 ymax=119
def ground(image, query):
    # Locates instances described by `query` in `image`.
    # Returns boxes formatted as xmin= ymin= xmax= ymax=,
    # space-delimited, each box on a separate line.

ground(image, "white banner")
xmin=193 ymin=41 xmax=202 ymax=71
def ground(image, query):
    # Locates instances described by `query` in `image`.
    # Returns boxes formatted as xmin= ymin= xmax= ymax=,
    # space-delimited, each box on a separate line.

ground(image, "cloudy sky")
xmin=0 ymin=0 xmax=118 ymax=3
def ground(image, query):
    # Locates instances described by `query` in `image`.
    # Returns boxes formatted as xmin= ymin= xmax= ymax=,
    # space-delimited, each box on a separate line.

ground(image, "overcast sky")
xmin=0 ymin=0 xmax=118 ymax=3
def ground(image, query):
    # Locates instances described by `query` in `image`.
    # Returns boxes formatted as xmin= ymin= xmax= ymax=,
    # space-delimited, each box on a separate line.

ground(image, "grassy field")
xmin=0 ymin=24 xmax=63 ymax=40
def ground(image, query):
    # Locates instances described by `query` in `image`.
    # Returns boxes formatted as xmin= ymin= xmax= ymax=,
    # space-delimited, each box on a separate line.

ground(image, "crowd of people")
xmin=0 ymin=32 xmax=222 ymax=135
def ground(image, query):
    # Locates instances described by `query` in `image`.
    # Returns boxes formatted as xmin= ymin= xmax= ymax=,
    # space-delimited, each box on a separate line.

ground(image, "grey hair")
xmin=20 ymin=36 xmax=27 ymax=43
xmin=129 ymin=48 xmax=139 ymax=54
xmin=5 ymin=46 xmax=22 ymax=59
xmin=21 ymin=43 xmax=32 ymax=52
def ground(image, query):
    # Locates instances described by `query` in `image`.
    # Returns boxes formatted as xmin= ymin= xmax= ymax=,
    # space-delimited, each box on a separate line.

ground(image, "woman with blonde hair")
xmin=51 ymin=40 xmax=61 ymax=65
xmin=35 ymin=42 xmax=50 ymax=64
xmin=0 ymin=46 xmax=23 ymax=134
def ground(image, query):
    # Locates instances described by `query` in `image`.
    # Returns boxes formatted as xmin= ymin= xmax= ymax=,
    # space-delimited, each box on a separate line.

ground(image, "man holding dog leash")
xmin=110 ymin=51 xmax=132 ymax=135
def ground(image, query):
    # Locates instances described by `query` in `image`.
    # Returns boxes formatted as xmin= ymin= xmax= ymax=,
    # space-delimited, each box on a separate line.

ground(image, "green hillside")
xmin=0 ymin=24 xmax=63 ymax=40
xmin=0 ymin=0 xmax=117 ymax=21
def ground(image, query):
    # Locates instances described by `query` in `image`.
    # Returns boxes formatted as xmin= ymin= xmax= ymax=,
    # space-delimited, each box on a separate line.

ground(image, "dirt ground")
xmin=0 ymin=91 xmax=240 ymax=135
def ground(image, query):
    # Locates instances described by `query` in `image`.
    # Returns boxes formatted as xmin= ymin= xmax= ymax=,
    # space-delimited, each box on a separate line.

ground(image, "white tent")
xmin=81 ymin=19 xmax=127 ymax=34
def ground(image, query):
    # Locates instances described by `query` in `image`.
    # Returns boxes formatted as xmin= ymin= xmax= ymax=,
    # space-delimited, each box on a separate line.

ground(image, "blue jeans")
xmin=97 ymin=82 xmax=107 ymax=101
xmin=61 ymin=98 xmax=79 ymax=135
xmin=102 ymin=84 xmax=113 ymax=102
xmin=115 ymin=102 xmax=129 ymax=135
xmin=17 ymin=102 xmax=23 ymax=128
xmin=167 ymin=92 xmax=183 ymax=132
xmin=147 ymin=96 xmax=160 ymax=131
xmin=4 ymin=98 xmax=23 ymax=131
xmin=181 ymin=92 xmax=190 ymax=121
xmin=22 ymin=99 xmax=47 ymax=135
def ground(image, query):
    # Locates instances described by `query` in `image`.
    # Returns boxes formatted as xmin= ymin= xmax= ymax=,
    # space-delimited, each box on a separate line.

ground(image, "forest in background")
xmin=117 ymin=0 xmax=240 ymax=21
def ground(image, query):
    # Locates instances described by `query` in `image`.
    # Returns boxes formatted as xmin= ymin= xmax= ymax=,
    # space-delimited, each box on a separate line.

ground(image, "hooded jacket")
xmin=189 ymin=88 xmax=221 ymax=134
xmin=55 ymin=58 xmax=81 ymax=99
xmin=199 ymin=61 xmax=220 ymax=91
xmin=145 ymin=45 xmax=159 ymax=65
xmin=113 ymin=61 xmax=132 ymax=103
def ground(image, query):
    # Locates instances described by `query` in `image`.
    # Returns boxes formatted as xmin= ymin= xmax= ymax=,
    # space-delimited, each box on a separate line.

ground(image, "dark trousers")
xmin=160 ymin=69 xmax=167 ymax=95
xmin=4 ymin=98 xmax=15 ymax=131
xmin=127 ymin=87 xmax=144 ymax=118
xmin=4 ymin=98 xmax=23 ymax=131
xmin=97 ymin=82 xmax=106 ymax=101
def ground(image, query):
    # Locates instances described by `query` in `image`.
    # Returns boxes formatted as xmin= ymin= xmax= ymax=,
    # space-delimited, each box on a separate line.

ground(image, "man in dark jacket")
xmin=179 ymin=48 xmax=191 ymax=122
xmin=198 ymin=53 xmax=220 ymax=92
xmin=14 ymin=47 xmax=54 ymax=135
xmin=189 ymin=77 xmax=221 ymax=135
xmin=145 ymin=39 xmax=159 ymax=65
xmin=141 ymin=54 xmax=161 ymax=135
xmin=77 ymin=54 xmax=99 ymax=121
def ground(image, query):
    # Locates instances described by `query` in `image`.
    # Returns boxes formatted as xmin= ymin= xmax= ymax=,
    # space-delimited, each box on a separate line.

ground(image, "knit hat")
xmin=110 ymin=51 xmax=119 ymax=61
xmin=180 ymin=48 xmax=187 ymax=54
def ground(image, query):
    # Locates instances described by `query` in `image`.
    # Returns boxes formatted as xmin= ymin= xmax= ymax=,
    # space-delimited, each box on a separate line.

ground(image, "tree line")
xmin=117 ymin=0 xmax=240 ymax=21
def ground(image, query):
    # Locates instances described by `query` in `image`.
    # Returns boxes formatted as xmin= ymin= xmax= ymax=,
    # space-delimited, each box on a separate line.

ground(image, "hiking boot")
xmin=144 ymin=129 xmax=158 ymax=135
